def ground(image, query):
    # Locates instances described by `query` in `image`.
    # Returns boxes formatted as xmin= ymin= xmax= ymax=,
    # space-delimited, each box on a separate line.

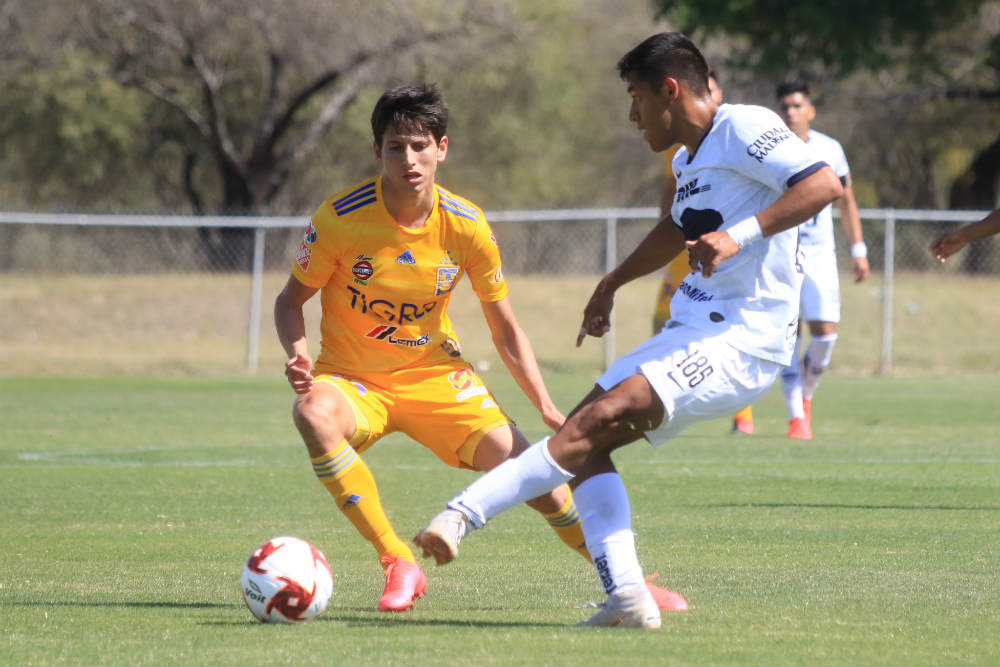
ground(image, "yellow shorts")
xmin=314 ymin=360 xmax=512 ymax=470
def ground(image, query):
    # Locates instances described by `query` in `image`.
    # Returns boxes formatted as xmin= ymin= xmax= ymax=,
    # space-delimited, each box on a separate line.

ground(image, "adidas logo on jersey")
xmin=396 ymin=250 xmax=416 ymax=264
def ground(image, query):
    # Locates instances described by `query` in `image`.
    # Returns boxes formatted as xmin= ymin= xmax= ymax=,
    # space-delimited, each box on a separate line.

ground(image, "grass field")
xmin=1 ymin=372 xmax=997 ymax=666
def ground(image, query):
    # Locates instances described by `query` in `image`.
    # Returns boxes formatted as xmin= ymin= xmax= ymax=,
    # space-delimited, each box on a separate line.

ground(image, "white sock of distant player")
xmin=574 ymin=472 xmax=645 ymax=594
xmin=448 ymin=437 xmax=573 ymax=528
xmin=801 ymin=333 xmax=837 ymax=399
xmin=781 ymin=335 xmax=806 ymax=419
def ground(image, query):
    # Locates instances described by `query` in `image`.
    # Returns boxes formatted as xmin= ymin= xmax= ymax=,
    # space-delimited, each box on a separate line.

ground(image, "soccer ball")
xmin=241 ymin=536 xmax=333 ymax=623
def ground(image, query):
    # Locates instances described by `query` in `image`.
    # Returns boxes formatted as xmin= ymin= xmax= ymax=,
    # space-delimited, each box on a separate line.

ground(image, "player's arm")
xmin=274 ymin=274 xmax=320 ymax=394
xmin=576 ymin=217 xmax=686 ymax=345
xmin=930 ymin=208 xmax=1000 ymax=262
xmin=480 ymin=296 xmax=565 ymax=432
xmin=837 ymin=179 xmax=869 ymax=282
xmin=660 ymin=173 xmax=677 ymax=218
xmin=686 ymin=165 xmax=844 ymax=278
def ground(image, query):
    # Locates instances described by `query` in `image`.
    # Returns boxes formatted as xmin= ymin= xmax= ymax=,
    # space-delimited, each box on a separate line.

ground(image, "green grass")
xmin=1 ymin=373 xmax=997 ymax=665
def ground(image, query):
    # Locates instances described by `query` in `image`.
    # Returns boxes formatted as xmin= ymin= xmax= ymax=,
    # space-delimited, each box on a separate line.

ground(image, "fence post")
xmin=247 ymin=226 xmax=267 ymax=373
xmin=879 ymin=211 xmax=895 ymax=375
xmin=604 ymin=215 xmax=618 ymax=371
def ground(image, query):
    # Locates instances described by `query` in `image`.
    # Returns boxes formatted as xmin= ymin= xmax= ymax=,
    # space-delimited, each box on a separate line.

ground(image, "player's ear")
xmin=659 ymin=77 xmax=680 ymax=103
xmin=437 ymin=135 xmax=448 ymax=162
xmin=373 ymin=140 xmax=383 ymax=161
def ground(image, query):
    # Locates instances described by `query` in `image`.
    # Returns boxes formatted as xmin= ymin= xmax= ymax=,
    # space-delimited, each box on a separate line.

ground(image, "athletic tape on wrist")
xmin=727 ymin=216 xmax=763 ymax=249
xmin=850 ymin=242 xmax=868 ymax=259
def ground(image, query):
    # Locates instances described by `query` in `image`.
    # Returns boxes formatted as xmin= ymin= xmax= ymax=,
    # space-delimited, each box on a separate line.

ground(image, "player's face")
xmin=374 ymin=128 xmax=448 ymax=194
xmin=778 ymin=92 xmax=815 ymax=138
xmin=626 ymin=76 xmax=674 ymax=152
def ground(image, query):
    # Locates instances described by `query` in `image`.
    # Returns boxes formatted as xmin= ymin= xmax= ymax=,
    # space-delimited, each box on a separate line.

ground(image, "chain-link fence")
xmin=0 ymin=208 xmax=996 ymax=377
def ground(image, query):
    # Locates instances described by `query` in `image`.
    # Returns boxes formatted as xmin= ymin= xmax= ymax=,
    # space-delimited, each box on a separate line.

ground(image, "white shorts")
xmin=799 ymin=245 xmax=840 ymax=323
xmin=596 ymin=321 xmax=782 ymax=448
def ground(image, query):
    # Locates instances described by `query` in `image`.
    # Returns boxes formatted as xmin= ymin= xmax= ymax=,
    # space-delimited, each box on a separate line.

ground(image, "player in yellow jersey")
xmin=274 ymin=84 xmax=683 ymax=612
xmin=651 ymin=71 xmax=754 ymax=434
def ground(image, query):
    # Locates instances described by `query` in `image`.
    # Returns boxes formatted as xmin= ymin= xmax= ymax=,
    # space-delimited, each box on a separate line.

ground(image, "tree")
xmin=63 ymin=0 xmax=513 ymax=268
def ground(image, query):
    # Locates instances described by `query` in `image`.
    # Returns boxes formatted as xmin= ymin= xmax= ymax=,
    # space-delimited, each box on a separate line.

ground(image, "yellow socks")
xmin=311 ymin=441 xmax=416 ymax=564
xmin=542 ymin=485 xmax=591 ymax=561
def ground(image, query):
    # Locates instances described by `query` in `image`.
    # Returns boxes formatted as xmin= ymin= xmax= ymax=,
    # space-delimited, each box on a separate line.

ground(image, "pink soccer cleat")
xmin=645 ymin=573 xmax=689 ymax=611
xmin=377 ymin=556 xmax=427 ymax=612
xmin=787 ymin=416 xmax=813 ymax=440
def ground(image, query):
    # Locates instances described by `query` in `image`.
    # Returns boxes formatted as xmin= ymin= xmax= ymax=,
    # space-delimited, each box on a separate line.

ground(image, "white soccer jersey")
xmin=799 ymin=129 xmax=850 ymax=249
xmin=668 ymin=103 xmax=828 ymax=365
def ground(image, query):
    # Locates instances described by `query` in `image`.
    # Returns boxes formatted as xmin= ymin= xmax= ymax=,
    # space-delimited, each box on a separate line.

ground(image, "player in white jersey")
xmin=775 ymin=81 xmax=869 ymax=439
xmin=413 ymin=32 xmax=843 ymax=629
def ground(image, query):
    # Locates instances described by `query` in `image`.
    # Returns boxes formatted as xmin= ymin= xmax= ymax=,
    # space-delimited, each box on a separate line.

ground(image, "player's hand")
xmin=284 ymin=352 xmax=315 ymax=394
xmin=541 ymin=404 xmax=566 ymax=432
xmin=852 ymin=256 xmax=870 ymax=283
xmin=929 ymin=232 xmax=968 ymax=263
xmin=576 ymin=277 xmax=614 ymax=346
xmin=686 ymin=230 xmax=740 ymax=277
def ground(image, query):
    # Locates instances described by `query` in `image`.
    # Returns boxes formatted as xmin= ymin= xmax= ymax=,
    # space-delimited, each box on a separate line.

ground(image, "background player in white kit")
xmin=775 ymin=81 xmax=869 ymax=439
xmin=414 ymin=32 xmax=843 ymax=629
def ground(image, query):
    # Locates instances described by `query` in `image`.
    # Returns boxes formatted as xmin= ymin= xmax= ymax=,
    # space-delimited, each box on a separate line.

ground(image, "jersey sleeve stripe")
xmin=333 ymin=185 xmax=376 ymax=211
xmin=438 ymin=190 xmax=478 ymax=215
xmin=333 ymin=181 xmax=376 ymax=208
xmin=440 ymin=202 xmax=478 ymax=220
xmin=334 ymin=196 xmax=377 ymax=216
xmin=785 ymin=161 xmax=828 ymax=189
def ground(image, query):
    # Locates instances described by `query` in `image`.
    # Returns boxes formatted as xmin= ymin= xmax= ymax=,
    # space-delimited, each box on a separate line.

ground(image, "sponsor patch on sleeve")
xmin=296 ymin=241 xmax=312 ymax=271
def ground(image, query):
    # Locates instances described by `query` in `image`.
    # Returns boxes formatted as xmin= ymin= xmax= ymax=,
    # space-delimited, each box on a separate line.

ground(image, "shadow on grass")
xmin=3 ymin=600 xmax=235 ymax=609
xmin=706 ymin=502 xmax=1000 ymax=511
xmin=201 ymin=616 xmax=569 ymax=628
xmin=5 ymin=601 xmax=572 ymax=629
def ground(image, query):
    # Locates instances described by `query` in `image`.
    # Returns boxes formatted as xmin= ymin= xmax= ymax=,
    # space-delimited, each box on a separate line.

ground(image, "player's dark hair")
xmin=371 ymin=83 xmax=449 ymax=147
xmin=617 ymin=32 xmax=712 ymax=96
xmin=776 ymin=80 xmax=810 ymax=99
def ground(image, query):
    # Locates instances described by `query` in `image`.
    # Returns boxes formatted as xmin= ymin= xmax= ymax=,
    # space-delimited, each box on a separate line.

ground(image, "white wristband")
xmin=850 ymin=242 xmax=868 ymax=259
xmin=727 ymin=216 xmax=763 ymax=249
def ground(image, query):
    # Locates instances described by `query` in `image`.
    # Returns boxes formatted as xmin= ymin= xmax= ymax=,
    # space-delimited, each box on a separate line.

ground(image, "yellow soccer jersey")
xmin=292 ymin=176 xmax=508 ymax=375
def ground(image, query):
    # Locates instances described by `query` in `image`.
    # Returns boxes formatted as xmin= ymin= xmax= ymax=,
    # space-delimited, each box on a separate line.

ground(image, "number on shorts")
xmin=670 ymin=350 xmax=715 ymax=389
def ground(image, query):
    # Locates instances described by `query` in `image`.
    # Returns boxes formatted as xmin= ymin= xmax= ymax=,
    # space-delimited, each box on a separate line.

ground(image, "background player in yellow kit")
xmin=274 ymin=84 xmax=683 ymax=613
xmin=650 ymin=71 xmax=754 ymax=434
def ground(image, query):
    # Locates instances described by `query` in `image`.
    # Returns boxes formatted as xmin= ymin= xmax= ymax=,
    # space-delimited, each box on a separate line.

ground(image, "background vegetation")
xmin=2 ymin=0 xmax=998 ymax=217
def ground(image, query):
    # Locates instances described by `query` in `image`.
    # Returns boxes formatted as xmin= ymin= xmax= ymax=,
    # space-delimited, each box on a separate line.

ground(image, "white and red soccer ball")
xmin=241 ymin=536 xmax=333 ymax=623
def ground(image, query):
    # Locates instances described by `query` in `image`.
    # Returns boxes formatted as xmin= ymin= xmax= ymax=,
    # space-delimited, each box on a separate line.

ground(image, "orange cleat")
xmin=377 ymin=556 xmax=427 ymax=612
xmin=802 ymin=397 xmax=812 ymax=426
xmin=731 ymin=415 xmax=754 ymax=435
xmin=787 ymin=416 xmax=813 ymax=440
xmin=645 ymin=573 xmax=689 ymax=611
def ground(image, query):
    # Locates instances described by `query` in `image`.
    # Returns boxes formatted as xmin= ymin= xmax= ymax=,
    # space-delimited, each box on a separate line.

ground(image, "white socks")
xmin=781 ymin=336 xmax=805 ymax=419
xmin=574 ymin=473 xmax=645 ymax=594
xmin=448 ymin=437 xmax=573 ymax=528
xmin=783 ymin=332 xmax=838 ymax=418
xmin=802 ymin=333 xmax=837 ymax=398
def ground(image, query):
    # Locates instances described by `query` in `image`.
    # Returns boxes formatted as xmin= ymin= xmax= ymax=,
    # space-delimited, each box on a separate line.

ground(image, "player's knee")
xmin=577 ymin=394 xmax=629 ymax=433
xmin=292 ymin=393 xmax=337 ymax=433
